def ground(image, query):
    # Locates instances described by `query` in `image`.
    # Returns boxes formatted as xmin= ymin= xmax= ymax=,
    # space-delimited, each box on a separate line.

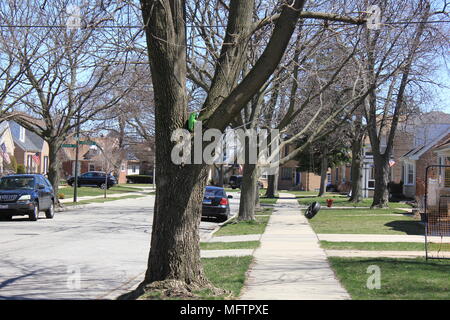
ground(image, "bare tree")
xmin=1 ymin=0 xmax=138 ymax=195
xmin=361 ymin=0 xmax=447 ymax=207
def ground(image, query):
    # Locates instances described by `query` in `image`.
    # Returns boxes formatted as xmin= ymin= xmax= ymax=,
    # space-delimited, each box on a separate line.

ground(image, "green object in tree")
xmin=187 ymin=112 xmax=198 ymax=132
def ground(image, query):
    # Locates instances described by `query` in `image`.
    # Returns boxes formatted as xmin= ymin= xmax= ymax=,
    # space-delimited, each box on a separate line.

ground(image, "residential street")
xmin=0 ymin=193 xmax=240 ymax=300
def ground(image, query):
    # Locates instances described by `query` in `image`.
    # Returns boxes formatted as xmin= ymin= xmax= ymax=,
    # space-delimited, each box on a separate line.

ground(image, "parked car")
xmin=202 ymin=186 xmax=232 ymax=222
xmin=229 ymin=175 xmax=264 ymax=189
xmin=229 ymin=175 xmax=242 ymax=189
xmin=67 ymin=171 xmax=117 ymax=189
xmin=0 ymin=174 xmax=55 ymax=221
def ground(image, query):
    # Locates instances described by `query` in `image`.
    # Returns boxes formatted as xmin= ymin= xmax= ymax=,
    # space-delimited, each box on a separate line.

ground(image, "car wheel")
xmin=45 ymin=202 xmax=55 ymax=219
xmin=218 ymin=214 xmax=229 ymax=223
xmin=100 ymin=183 xmax=107 ymax=190
xmin=29 ymin=202 xmax=39 ymax=221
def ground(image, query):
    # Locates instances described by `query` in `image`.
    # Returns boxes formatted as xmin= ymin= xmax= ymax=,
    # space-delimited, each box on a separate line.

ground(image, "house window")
xmin=335 ymin=168 xmax=339 ymax=183
xmin=445 ymin=168 xmax=450 ymax=188
xmin=19 ymin=126 xmax=25 ymax=143
xmin=367 ymin=166 xmax=375 ymax=190
xmin=89 ymin=163 xmax=95 ymax=172
xmin=405 ymin=163 xmax=415 ymax=185
xmin=281 ymin=167 xmax=292 ymax=180
xmin=132 ymin=165 xmax=136 ymax=173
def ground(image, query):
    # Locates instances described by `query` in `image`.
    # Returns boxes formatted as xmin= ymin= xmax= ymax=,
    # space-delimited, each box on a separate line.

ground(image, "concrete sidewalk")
xmin=240 ymin=193 xmax=350 ymax=300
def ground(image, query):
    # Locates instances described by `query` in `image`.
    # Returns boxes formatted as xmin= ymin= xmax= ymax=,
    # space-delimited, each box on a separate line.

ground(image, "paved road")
xmin=0 ymin=192 xmax=240 ymax=300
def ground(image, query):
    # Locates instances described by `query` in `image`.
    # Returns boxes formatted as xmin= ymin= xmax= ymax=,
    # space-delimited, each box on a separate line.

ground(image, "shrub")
xmin=16 ymin=164 xmax=25 ymax=174
xmin=126 ymin=175 xmax=153 ymax=184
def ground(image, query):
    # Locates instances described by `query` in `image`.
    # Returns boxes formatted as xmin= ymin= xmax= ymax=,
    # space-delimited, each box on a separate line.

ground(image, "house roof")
xmin=8 ymin=121 xmax=44 ymax=152
xmin=402 ymin=131 xmax=450 ymax=160
xmin=434 ymin=134 xmax=450 ymax=152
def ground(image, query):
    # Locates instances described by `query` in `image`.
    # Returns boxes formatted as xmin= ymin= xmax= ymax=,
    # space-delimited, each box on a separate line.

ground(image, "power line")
xmin=0 ymin=20 xmax=449 ymax=29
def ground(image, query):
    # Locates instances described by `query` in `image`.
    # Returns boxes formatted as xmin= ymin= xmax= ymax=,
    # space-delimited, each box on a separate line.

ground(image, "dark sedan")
xmin=202 ymin=186 xmax=232 ymax=222
xmin=0 ymin=174 xmax=55 ymax=221
xmin=67 ymin=171 xmax=117 ymax=189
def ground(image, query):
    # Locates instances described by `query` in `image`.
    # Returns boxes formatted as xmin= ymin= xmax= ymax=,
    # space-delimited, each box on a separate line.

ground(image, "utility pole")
xmin=73 ymin=110 xmax=81 ymax=203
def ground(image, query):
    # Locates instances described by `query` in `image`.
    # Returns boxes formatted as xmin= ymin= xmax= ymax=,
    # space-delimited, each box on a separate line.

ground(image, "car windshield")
xmin=204 ymin=188 xmax=225 ymax=197
xmin=0 ymin=177 xmax=35 ymax=190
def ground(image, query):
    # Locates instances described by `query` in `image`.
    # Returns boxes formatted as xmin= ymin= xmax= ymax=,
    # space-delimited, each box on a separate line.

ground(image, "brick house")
xmin=278 ymin=143 xmax=322 ymax=191
xmin=330 ymin=112 xmax=450 ymax=198
xmin=399 ymin=114 xmax=450 ymax=198
xmin=59 ymin=137 xmax=131 ymax=184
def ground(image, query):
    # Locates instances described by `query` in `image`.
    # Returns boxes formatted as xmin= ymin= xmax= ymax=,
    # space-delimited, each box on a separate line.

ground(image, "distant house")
xmin=59 ymin=136 xmax=144 ymax=184
xmin=399 ymin=114 xmax=450 ymax=198
xmin=278 ymin=143 xmax=322 ymax=191
xmin=125 ymin=152 xmax=141 ymax=176
xmin=8 ymin=121 xmax=49 ymax=174
xmin=330 ymin=112 xmax=450 ymax=198
xmin=0 ymin=122 xmax=16 ymax=174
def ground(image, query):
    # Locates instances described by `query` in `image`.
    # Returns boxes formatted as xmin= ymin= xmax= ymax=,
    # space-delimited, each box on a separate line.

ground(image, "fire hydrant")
xmin=326 ymin=199 xmax=334 ymax=208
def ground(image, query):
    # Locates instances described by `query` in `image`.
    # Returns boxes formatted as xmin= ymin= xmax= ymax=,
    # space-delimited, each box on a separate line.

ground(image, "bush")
xmin=16 ymin=164 xmax=25 ymax=174
xmin=126 ymin=175 xmax=153 ymax=184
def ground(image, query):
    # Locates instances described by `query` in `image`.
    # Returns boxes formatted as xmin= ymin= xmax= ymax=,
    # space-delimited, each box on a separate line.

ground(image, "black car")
xmin=229 ymin=175 xmax=263 ymax=189
xmin=0 ymin=174 xmax=55 ymax=221
xmin=229 ymin=175 xmax=242 ymax=189
xmin=67 ymin=171 xmax=117 ymax=189
xmin=202 ymin=186 xmax=232 ymax=222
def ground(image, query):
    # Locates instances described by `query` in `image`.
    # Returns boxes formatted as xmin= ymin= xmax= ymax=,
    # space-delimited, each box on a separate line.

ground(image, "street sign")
xmin=79 ymin=140 xmax=96 ymax=146
xmin=62 ymin=144 xmax=77 ymax=148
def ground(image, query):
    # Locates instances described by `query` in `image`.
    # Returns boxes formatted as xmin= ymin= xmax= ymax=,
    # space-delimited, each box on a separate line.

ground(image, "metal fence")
xmin=425 ymin=165 xmax=450 ymax=260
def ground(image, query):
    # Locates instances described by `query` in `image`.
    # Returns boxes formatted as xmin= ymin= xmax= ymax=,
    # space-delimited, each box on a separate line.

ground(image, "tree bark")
xmin=47 ymin=140 xmax=61 ymax=204
xmin=318 ymin=155 xmax=328 ymax=197
xmin=238 ymin=163 xmax=258 ymax=221
xmin=139 ymin=0 xmax=214 ymax=293
xmin=265 ymin=174 xmax=277 ymax=198
xmin=371 ymin=154 xmax=390 ymax=208
xmin=349 ymin=137 xmax=363 ymax=203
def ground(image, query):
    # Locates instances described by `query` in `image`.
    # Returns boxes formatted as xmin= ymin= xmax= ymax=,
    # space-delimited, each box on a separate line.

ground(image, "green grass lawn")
xmin=255 ymin=207 xmax=273 ymax=215
xmin=297 ymin=194 xmax=408 ymax=209
xmin=321 ymin=241 xmax=450 ymax=252
xmin=284 ymin=190 xmax=321 ymax=196
xmin=59 ymin=185 xmax=144 ymax=199
xmin=309 ymin=208 xmax=423 ymax=235
xmin=200 ymin=241 xmax=260 ymax=250
xmin=329 ymin=257 xmax=450 ymax=299
xmin=137 ymin=256 xmax=253 ymax=300
xmin=200 ymin=256 xmax=253 ymax=299
xmin=259 ymin=197 xmax=277 ymax=205
xmin=214 ymin=216 xmax=270 ymax=237
xmin=62 ymin=195 xmax=146 ymax=206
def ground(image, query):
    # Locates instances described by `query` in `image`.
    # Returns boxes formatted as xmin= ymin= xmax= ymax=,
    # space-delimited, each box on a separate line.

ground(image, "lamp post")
xmin=73 ymin=110 xmax=81 ymax=203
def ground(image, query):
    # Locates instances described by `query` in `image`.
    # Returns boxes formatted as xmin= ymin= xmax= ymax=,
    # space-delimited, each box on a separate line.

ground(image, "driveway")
xmin=0 ymin=192 xmax=240 ymax=299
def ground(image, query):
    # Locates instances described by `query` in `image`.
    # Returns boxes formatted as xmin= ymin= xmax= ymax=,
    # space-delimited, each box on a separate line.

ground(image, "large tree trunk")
xmin=47 ymin=140 xmax=62 ymax=205
xmin=318 ymin=156 xmax=328 ymax=197
xmin=349 ymin=137 xmax=363 ymax=203
xmin=265 ymin=173 xmax=278 ymax=198
xmin=238 ymin=163 xmax=258 ymax=221
xmin=138 ymin=0 xmax=215 ymax=295
xmin=371 ymin=154 xmax=390 ymax=208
